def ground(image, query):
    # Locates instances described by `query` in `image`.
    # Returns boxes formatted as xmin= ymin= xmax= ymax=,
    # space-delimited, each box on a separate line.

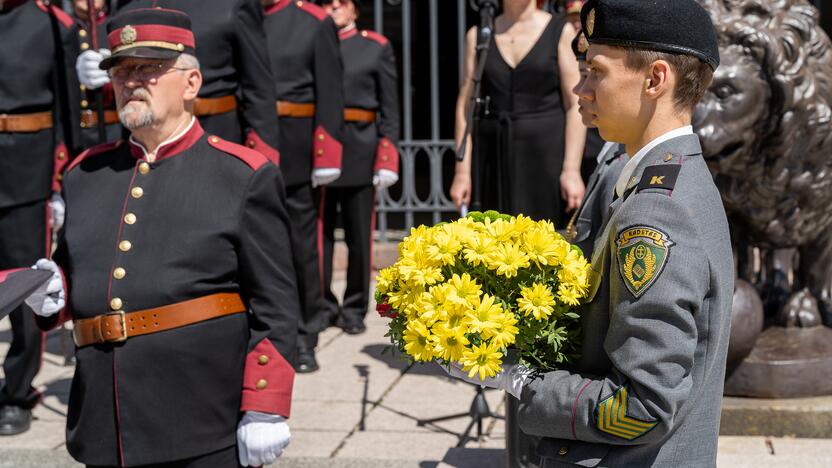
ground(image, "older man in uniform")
xmin=26 ymin=9 xmax=297 ymax=467
xmin=76 ymin=0 xmax=281 ymax=161
xmin=261 ymin=0 xmax=345 ymax=373
xmin=0 ymin=0 xmax=79 ymax=436
xmin=444 ymin=1 xmax=734 ymax=467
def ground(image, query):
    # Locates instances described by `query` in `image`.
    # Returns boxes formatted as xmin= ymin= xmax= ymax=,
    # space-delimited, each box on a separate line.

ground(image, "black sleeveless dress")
xmin=475 ymin=14 xmax=567 ymax=222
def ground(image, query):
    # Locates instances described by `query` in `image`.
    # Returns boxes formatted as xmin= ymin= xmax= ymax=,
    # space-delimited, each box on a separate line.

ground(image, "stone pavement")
xmin=2 ymin=242 xmax=832 ymax=467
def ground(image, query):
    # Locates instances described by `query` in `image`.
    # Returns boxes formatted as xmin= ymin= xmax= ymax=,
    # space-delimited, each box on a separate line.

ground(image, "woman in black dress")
xmin=450 ymin=0 xmax=585 ymax=222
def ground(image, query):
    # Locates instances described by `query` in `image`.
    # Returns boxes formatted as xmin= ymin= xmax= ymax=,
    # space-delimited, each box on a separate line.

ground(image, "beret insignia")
xmin=577 ymin=33 xmax=589 ymax=54
xmin=616 ymin=226 xmax=674 ymax=298
xmin=120 ymin=25 xmax=137 ymax=45
xmin=586 ymin=8 xmax=596 ymax=37
xmin=596 ymin=385 xmax=657 ymax=440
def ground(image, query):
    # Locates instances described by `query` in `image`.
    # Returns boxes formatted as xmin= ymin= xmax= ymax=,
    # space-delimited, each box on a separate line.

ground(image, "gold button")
xmin=382 ymin=141 xmax=389 ymax=148
xmin=119 ymin=240 xmax=132 ymax=252
xmin=361 ymin=31 xmax=368 ymax=37
xmin=80 ymin=122 xmax=88 ymax=128
xmin=317 ymin=133 xmax=325 ymax=141
xmin=664 ymin=154 xmax=673 ymax=162
xmin=79 ymin=29 xmax=87 ymax=38
xmin=131 ymin=187 xmax=143 ymax=198
xmin=80 ymin=99 xmax=89 ymax=108
xmin=296 ymin=1 xmax=302 ymax=6
xmin=138 ymin=162 xmax=151 ymax=174
xmin=113 ymin=267 xmax=126 ymax=279
xmin=110 ymin=297 xmax=123 ymax=310
xmin=80 ymin=42 xmax=89 ymax=50
xmin=80 ymin=84 xmax=86 ymax=92
xmin=256 ymin=379 xmax=268 ymax=390
xmin=55 ymin=174 xmax=63 ymax=181
xmin=176 ymin=43 xmax=184 ymax=52
xmin=124 ymin=213 xmax=137 ymax=225
xmin=210 ymin=136 xmax=219 ymax=143
xmin=558 ymin=446 xmax=568 ymax=456
xmin=58 ymin=151 xmax=66 ymax=161
xmin=316 ymin=149 xmax=324 ymax=156
xmin=258 ymin=355 xmax=269 ymax=365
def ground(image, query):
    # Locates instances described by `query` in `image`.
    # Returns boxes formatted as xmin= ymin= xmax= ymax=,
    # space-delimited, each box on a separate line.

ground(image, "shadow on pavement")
xmin=419 ymin=447 xmax=506 ymax=468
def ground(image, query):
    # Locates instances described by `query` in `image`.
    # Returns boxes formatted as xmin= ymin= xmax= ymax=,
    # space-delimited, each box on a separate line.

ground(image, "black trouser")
xmin=0 ymin=199 xmax=48 ymax=409
xmin=286 ymin=183 xmax=323 ymax=351
xmin=87 ymin=444 xmax=240 ymax=468
xmin=321 ymin=185 xmax=375 ymax=327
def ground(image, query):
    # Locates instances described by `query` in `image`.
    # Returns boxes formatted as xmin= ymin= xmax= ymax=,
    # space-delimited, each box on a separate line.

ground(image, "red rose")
xmin=377 ymin=302 xmax=397 ymax=319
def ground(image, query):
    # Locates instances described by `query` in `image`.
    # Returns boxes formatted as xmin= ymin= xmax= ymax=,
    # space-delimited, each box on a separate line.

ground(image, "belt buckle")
xmin=104 ymin=310 xmax=128 ymax=343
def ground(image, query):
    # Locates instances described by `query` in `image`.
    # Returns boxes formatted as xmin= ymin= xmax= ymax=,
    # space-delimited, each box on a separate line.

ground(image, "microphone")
xmin=476 ymin=0 xmax=499 ymax=45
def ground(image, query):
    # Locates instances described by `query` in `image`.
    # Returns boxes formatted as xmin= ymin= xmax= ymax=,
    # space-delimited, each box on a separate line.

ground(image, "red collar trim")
xmin=129 ymin=118 xmax=204 ymax=162
xmin=264 ymin=0 xmax=291 ymax=15
xmin=339 ymin=27 xmax=358 ymax=41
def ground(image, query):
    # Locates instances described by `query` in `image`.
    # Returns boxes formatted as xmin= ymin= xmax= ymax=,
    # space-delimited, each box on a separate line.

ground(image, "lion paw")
xmin=777 ymin=288 xmax=822 ymax=328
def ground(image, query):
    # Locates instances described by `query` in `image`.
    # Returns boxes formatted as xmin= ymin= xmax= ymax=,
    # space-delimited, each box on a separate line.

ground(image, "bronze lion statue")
xmin=694 ymin=0 xmax=832 ymax=328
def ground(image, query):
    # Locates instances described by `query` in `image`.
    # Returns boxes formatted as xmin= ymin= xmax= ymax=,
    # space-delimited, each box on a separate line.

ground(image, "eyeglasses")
xmin=108 ymin=63 xmax=191 ymax=82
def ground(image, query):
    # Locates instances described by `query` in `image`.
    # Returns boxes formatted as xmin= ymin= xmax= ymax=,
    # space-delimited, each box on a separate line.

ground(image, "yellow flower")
xmin=409 ymin=291 xmax=441 ymax=326
xmin=439 ymin=302 xmax=468 ymax=328
xmin=487 ymin=242 xmax=530 ymax=278
xmin=426 ymin=226 xmax=462 ymax=266
xmin=397 ymin=248 xmax=444 ymax=286
xmin=386 ymin=283 xmax=425 ymax=315
xmin=487 ymin=218 xmax=517 ymax=243
xmin=465 ymin=294 xmax=502 ymax=339
xmin=446 ymin=273 xmax=482 ymax=306
xmin=431 ymin=325 xmax=470 ymax=362
xmin=557 ymin=283 xmax=583 ymax=306
xmin=513 ymin=214 xmax=537 ymax=234
xmin=490 ymin=313 xmax=519 ymax=348
xmin=523 ymin=228 xmax=561 ymax=267
xmin=403 ymin=319 xmax=435 ymax=362
xmin=461 ymin=342 xmax=504 ymax=380
xmin=375 ymin=266 xmax=399 ymax=295
xmin=463 ymin=232 xmax=498 ymax=267
xmin=518 ymin=283 xmax=556 ymax=320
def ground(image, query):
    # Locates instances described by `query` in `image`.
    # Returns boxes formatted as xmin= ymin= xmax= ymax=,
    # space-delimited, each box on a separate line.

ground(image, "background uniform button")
xmin=138 ymin=162 xmax=150 ymax=174
xmin=558 ymin=446 xmax=569 ymax=456
xmin=110 ymin=297 xmax=123 ymax=310
xmin=256 ymin=379 xmax=268 ymax=390
xmin=124 ymin=213 xmax=137 ymax=224
xmin=258 ymin=355 xmax=269 ymax=365
xmin=113 ymin=268 xmax=126 ymax=279
xmin=119 ymin=240 xmax=132 ymax=252
xmin=131 ymin=187 xmax=143 ymax=198
xmin=80 ymin=42 xmax=89 ymax=50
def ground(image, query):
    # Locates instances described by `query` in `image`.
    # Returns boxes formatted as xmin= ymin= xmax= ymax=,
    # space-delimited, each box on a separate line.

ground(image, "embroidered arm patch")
xmin=637 ymin=164 xmax=680 ymax=192
xmin=596 ymin=385 xmax=658 ymax=440
xmin=616 ymin=226 xmax=674 ymax=298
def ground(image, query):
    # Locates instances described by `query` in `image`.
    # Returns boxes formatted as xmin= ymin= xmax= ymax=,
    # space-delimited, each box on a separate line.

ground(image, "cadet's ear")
xmin=644 ymin=59 xmax=671 ymax=101
xmin=183 ymin=68 xmax=202 ymax=101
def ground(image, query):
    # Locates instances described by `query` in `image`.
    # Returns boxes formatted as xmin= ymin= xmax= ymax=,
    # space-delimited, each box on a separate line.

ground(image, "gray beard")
xmin=119 ymin=106 xmax=155 ymax=130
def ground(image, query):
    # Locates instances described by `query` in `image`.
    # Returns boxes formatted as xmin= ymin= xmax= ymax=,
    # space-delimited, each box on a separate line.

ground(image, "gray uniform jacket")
xmin=518 ymin=134 xmax=733 ymax=467
xmin=572 ymin=142 xmax=627 ymax=258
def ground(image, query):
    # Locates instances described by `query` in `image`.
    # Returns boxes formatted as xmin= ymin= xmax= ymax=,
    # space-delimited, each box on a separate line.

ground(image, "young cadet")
xmin=566 ymin=30 xmax=626 ymax=258
xmin=443 ymin=1 xmax=734 ymax=466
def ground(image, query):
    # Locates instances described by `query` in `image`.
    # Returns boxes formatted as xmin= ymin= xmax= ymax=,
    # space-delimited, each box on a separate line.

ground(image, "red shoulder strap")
xmin=36 ymin=1 xmax=75 ymax=29
xmin=361 ymin=30 xmax=389 ymax=47
xmin=65 ymin=140 xmax=124 ymax=174
xmin=295 ymin=0 xmax=327 ymax=21
xmin=207 ymin=135 xmax=268 ymax=171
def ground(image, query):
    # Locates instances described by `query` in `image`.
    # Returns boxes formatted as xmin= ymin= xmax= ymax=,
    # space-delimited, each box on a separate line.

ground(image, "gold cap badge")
xmin=578 ymin=33 xmax=589 ymax=54
xmin=586 ymin=9 xmax=596 ymax=37
xmin=121 ymin=25 xmax=137 ymax=45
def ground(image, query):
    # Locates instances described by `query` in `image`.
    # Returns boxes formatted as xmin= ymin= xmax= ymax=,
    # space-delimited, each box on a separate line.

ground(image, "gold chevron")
xmin=596 ymin=386 xmax=657 ymax=440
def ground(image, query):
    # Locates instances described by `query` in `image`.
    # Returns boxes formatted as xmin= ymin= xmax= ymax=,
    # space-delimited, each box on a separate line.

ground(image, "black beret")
xmin=571 ymin=30 xmax=589 ymax=61
xmin=101 ymin=8 xmax=195 ymax=69
xmin=580 ymin=0 xmax=719 ymax=70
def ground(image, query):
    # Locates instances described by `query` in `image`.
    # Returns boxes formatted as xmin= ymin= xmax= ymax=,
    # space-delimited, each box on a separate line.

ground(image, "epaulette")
xmin=636 ymin=160 xmax=682 ymax=195
xmin=65 ymin=140 xmax=124 ymax=174
xmin=360 ymin=30 xmax=389 ymax=47
xmin=36 ymin=1 xmax=75 ymax=29
xmin=207 ymin=135 xmax=268 ymax=171
xmin=295 ymin=0 xmax=327 ymax=21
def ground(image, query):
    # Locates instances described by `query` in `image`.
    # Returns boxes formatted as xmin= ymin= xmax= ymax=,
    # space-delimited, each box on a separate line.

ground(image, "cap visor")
xmin=100 ymin=47 xmax=182 ymax=70
xmin=0 ymin=269 xmax=53 ymax=319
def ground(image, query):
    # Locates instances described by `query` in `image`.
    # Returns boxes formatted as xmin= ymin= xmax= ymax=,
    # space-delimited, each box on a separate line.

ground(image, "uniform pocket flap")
xmin=537 ymin=438 xmax=610 ymax=467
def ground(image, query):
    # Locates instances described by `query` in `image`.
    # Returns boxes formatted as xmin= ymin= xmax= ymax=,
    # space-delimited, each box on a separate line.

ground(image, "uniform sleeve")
xmin=373 ymin=42 xmax=400 ymax=174
xmin=311 ymin=17 xmax=344 ymax=170
xmin=234 ymin=0 xmax=281 ymax=163
xmin=52 ymin=17 xmax=81 ymax=190
xmin=517 ymin=191 xmax=708 ymax=446
xmin=236 ymin=163 xmax=299 ymax=418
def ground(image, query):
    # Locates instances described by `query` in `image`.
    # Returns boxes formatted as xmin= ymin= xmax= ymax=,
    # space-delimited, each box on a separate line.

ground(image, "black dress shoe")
xmin=341 ymin=322 xmax=367 ymax=335
xmin=0 ymin=405 xmax=31 ymax=436
xmin=296 ymin=351 xmax=319 ymax=374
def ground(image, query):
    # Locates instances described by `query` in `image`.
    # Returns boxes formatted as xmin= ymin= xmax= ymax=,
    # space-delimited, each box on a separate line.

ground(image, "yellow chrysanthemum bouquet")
xmin=375 ymin=210 xmax=591 ymax=380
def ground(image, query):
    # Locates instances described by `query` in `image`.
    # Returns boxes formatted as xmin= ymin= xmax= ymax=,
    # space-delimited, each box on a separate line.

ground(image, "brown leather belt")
xmin=72 ymin=293 xmax=246 ymax=347
xmin=193 ymin=95 xmax=237 ymax=117
xmin=80 ymin=110 xmax=120 ymax=128
xmin=344 ymin=108 xmax=376 ymax=123
xmin=276 ymin=101 xmax=315 ymax=118
xmin=0 ymin=111 xmax=53 ymax=133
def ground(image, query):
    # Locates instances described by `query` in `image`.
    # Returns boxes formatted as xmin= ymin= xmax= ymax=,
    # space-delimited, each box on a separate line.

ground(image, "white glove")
xmin=75 ymin=49 xmax=111 ymax=89
xmin=237 ymin=411 xmax=291 ymax=467
xmin=440 ymin=361 xmax=532 ymax=400
xmin=311 ymin=168 xmax=341 ymax=187
xmin=24 ymin=259 xmax=65 ymax=318
xmin=49 ymin=193 xmax=65 ymax=231
xmin=373 ymin=169 xmax=399 ymax=190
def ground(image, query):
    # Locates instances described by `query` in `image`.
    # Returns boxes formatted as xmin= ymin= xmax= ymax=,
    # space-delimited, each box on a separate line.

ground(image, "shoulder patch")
xmin=616 ymin=225 xmax=674 ymax=298
xmin=207 ymin=135 xmax=268 ymax=171
xmin=360 ymin=30 xmax=389 ymax=46
xmin=36 ymin=1 xmax=76 ymax=29
xmin=636 ymin=164 xmax=681 ymax=193
xmin=295 ymin=0 xmax=327 ymax=21
xmin=596 ymin=385 xmax=657 ymax=440
xmin=65 ymin=140 xmax=124 ymax=174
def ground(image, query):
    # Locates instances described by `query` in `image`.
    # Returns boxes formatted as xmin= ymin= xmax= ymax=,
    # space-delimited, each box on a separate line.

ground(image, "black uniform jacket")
xmin=37 ymin=119 xmax=298 ymax=466
xmin=332 ymin=27 xmax=400 ymax=187
xmin=71 ymin=11 xmax=123 ymax=150
xmin=0 ymin=0 xmax=79 ymax=207
xmin=115 ymin=0 xmax=281 ymax=163
xmin=263 ymin=0 xmax=344 ymax=187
